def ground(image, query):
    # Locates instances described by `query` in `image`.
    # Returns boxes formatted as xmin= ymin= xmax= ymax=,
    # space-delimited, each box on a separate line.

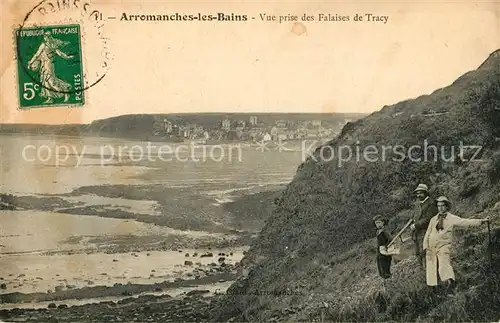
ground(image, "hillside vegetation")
xmin=213 ymin=50 xmax=500 ymax=322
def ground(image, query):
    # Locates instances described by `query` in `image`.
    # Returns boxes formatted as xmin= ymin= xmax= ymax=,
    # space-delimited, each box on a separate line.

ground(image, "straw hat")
xmin=413 ymin=183 xmax=428 ymax=193
xmin=436 ymin=195 xmax=451 ymax=206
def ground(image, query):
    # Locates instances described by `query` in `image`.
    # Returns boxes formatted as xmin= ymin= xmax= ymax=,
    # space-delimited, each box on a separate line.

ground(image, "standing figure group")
xmin=374 ymin=183 xmax=490 ymax=295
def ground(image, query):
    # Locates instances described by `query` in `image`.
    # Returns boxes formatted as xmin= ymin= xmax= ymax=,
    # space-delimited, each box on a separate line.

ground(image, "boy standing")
xmin=374 ymin=215 xmax=393 ymax=279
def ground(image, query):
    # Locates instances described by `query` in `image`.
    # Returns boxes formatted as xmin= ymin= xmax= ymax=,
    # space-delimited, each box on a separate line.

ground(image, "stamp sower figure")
xmin=28 ymin=31 xmax=74 ymax=104
xmin=374 ymin=215 xmax=393 ymax=279
xmin=423 ymin=196 xmax=489 ymax=294
xmin=410 ymin=183 xmax=437 ymax=266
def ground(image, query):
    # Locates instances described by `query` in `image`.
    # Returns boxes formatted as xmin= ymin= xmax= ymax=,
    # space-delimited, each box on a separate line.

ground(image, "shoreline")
xmin=0 ymin=180 xmax=278 ymax=321
xmin=0 ymin=270 xmax=238 ymax=309
xmin=1 ymin=234 xmax=248 ymax=298
xmin=0 ymin=292 xmax=227 ymax=322
xmin=1 ymin=242 xmax=245 ymax=321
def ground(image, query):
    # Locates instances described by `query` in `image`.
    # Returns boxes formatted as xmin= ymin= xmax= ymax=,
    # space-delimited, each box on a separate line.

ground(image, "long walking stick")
xmin=486 ymin=220 xmax=493 ymax=264
xmin=378 ymin=218 xmax=414 ymax=256
xmin=387 ymin=218 xmax=413 ymax=249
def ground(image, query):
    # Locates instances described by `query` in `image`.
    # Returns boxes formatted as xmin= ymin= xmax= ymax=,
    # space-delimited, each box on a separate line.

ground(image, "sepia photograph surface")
xmin=1 ymin=0 xmax=500 ymax=322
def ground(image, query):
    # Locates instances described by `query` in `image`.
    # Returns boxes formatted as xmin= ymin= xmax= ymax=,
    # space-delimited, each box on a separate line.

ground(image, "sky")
xmin=0 ymin=0 xmax=499 ymax=124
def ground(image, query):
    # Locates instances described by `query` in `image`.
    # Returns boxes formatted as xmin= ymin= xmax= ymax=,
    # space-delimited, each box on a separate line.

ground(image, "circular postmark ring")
xmin=15 ymin=0 xmax=111 ymax=106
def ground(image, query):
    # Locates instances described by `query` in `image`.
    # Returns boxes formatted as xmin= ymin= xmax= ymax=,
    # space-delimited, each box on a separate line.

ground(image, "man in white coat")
xmin=423 ymin=196 xmax=489 ymax=294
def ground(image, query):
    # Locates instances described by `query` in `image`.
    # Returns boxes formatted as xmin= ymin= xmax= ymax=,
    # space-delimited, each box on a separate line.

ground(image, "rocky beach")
xmin=0 ymin=199 xmax=251 ymax=322
xmin=0 ymin=246 xmax=243 ymax=322
xmin=0 ymin=195 xmax=252 ymax=322
xmin=0 ymin=135 xmax=299 ymax=322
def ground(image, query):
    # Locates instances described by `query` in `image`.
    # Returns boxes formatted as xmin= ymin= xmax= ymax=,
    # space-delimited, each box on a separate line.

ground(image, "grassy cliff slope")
xmin=213 ymin=49 xmax=500 ymax=322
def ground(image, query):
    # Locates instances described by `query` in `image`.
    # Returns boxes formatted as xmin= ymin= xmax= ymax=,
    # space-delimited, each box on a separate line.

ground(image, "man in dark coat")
xmin=410 ymin=183 xmax=438 ymax=267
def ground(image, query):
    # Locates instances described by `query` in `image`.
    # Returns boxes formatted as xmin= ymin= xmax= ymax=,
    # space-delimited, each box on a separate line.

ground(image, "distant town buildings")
xmin=275 ymin=120 xmax=287 ymax=128
xmin=163 ymin=118 xmax=173 ymax=133
xmin=235 ymin=120 xmax=246 ymax=131
xmin=221 ymin=119 xmax=231 ymax=131
xmin=153 ymin=117 xmax=173 ymax=135
xmin=249 ymin=116 xmax=258 ymax=125
xmin=151 ymin=115 xmax=352 ymax=142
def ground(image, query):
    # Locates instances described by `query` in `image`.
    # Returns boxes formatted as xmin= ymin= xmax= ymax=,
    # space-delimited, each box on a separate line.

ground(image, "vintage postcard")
xmin=1 ymin=0 xmax=500 ymax=322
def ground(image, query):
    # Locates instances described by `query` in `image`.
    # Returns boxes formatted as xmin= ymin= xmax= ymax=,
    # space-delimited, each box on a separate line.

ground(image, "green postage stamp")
xmin=15 ymin=24 xmax=85 ymax=109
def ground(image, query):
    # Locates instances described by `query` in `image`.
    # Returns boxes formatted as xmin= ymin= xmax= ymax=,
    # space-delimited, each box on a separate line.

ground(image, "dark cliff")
xmin=214 ymin=50 xmax=500 ymax=322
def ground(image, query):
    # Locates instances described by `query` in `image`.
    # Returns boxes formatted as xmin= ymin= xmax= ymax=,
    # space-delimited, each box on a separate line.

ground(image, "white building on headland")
xmin=163 ymin=118 xmax=173 ymax=133
xmin=221 ymin=119 xmax=231 ymax=131
xmin=249 ymin=116 xmax=258 ymax=125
